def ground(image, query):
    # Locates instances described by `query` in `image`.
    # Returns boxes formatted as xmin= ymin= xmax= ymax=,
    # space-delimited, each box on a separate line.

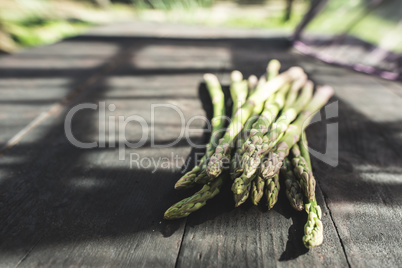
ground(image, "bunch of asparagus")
xmin=164 ymin=60 xmax=333 ymax=249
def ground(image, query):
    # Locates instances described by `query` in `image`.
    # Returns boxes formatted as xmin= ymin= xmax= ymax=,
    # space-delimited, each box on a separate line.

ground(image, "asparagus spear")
xmin=293 ymin=134 xmax=324 ymax=248
xmin=234 ymin=180 xmax=252 ymax=206
xmin=164 ymin=174 xmax=224 ymax=220
xmin=291 ymin=136 xmax=316 ymax=201
xmin=230 ymin=70 xmax=248 ymax=116
xmin=250 ymin=172 xmax=265 ymax=205
xmin=303 ymin=198 xmax=324 ymax=248
xmin=261 ymin=86 xmax=334 ymax=208
xmin=269 ymin=79 xmax=313 ymax=150
xmin=230 ymin=115 xmax=261 ymax=180
xmin=266 ymin=59 xmax=281 ymax=81
xmin=174 ymin=73 xmax=225 ymax=189
xmin=206 ymin=66 xmax=305 ymax=179
xmin=280 ymin=158 xmax=304 ymax=211
xmin=283 ymin=73 xmax=307 ymax=110
xmin=265 ymin=173 xmax=280 ymax=209
xmin=247 ymin=74 xmax=259 ymax=96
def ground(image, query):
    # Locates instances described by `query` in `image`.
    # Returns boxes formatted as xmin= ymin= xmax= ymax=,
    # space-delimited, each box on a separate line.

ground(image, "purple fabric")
xmin=294 ymin=39 xmax=402 ymax=81
xmin=293 ymin=0 xmax=402 ymax=81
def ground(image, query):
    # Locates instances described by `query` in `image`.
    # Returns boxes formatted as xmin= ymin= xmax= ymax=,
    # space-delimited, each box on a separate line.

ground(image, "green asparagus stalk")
xmin=193 ymin=71 xmax=249 ymax=185
xmin=174 ymin=73 xmax=225 ymax=189
xmin=265 ymin=173 xmax=280 ymax=209
xmin=230 ymin=70 xmax=248 ymax=116
xmin=164 ymin=174 xmax=224 ymax=219
xmin=283 ymin=73 xmax=307 ymax=110
xmin=266 ymin=59 xmax=281 ymax=81
xmin=206 ymin=66 xmax=305 ymax=179
xmin=280 ymin=158 xmax=304 ymax=211
xmin=291 ymin=139 xmax=316 ymax=201
xmin=250 ymin=172 xmax=265 ymax=205
xmin=260 ymin=150 xmax=284 ymax=183
xmin=247 ymin=75 xmax=259 ymax=96
xmin=261 ymin=86 xmax=334 ymax=208
xmin=300 ymin=132 xmax=315 ymax=200
xmin=303 ymin=198 xmax=323 ymax=248
xmin=293 ymin=135 xmax=324 ymax=248
xmin=230 ymin=115 xmax=261 ymax=180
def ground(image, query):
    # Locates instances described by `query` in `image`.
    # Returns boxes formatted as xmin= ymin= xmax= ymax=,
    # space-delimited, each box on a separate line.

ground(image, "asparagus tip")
xmin=287 ymin=66 xmax=305 ymax=80
xmin=248 ymin=74 xmax=258 ymax=88
xmin=289 ymin=73 xmax=307 ymax=92
xmin=267 ymin=59 xmax=281 ymax=73
xmin=316 ymin=85 xmax=334 ymax=98
xmin=203 ymin=73 xmax=219 ymax=84
xmin=231 ymin=70 xmax=243 ymax=82
xmin=305 ymin=80 xmax=314 ymax=90
xmin=206 ymin=156 xmax=223 ymax=179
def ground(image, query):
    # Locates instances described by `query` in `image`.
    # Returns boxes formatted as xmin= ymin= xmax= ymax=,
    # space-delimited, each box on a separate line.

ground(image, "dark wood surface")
xmin=0 ymin=22 xmax=401 ymax=267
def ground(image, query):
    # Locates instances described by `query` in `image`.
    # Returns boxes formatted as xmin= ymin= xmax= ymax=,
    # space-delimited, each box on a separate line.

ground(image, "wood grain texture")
xmin=176 ymin=184 xmax=348 ymax=267
xmin=0 ymin=39 xmax=122 ymax=150
xmin=0 ymin=22 xmax=401 ymax=267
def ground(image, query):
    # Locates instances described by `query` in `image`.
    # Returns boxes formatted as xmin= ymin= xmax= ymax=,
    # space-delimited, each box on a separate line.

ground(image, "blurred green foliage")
xmin=0 ymin=0 xmax=308 ymax=53
xmin=306 ymin=0 xmax=402 ymax=52
xmin=5 ymin=19 xmax=90 ymax=47
xmin=129 ymin=0 xmax=214 ymax=10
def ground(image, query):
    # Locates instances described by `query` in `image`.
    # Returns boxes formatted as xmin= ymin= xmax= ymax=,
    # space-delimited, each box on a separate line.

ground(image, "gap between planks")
xmin=317 ymin=182 xmax=352 ymax=268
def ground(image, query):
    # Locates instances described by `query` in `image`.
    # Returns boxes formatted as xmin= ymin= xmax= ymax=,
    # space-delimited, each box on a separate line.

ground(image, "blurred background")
xmin=0 ymin=0 xmax=311 ymax=54
xmin=0 ymin=0 xmax=401 ymax=79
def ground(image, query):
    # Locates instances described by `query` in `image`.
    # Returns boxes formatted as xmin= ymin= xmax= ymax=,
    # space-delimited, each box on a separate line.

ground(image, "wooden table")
xmin=0 ymin=22 xmax=401 ymax=267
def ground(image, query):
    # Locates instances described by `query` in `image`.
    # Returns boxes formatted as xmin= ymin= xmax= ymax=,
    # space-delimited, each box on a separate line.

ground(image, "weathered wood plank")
xmin=0 ymin=73 xmax=193 ymax=266
xmin=0 ymin=39 xmax=125 ymax=150
xmin=176 ymin=184 xmax=349 ymax=267
xmin=0 ymin=27 xmax=235 ymax=267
